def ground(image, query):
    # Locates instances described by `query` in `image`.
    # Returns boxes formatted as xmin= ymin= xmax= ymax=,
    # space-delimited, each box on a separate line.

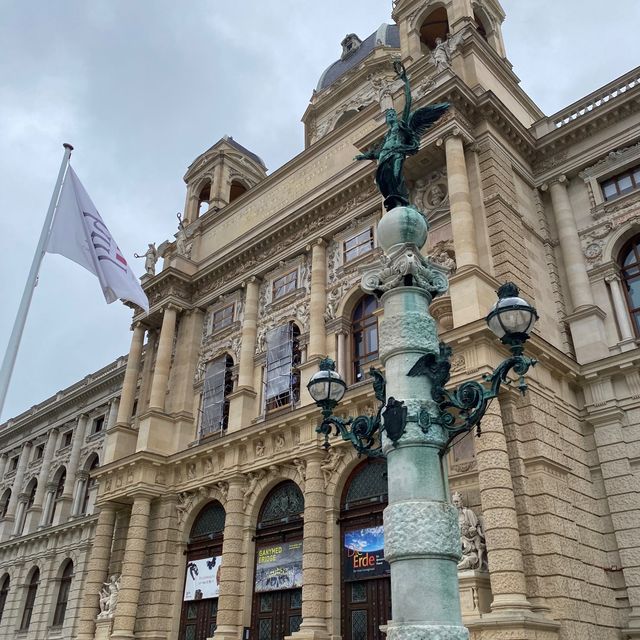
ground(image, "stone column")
xmin=107 ymin=397 xmax=120 ymax=429
xmin=148 ymin=306 xmax=178 ymax=411
xmin=0 ymin=453 xmax=8 ymax=481
xmin=62 ymin=414 xmax=88 ymax=504
xmin=475 ymin=399 xmax=531 ymax=611
xmin=606 ymin=273 xmax=635 ymax=341
xmin=137 ymin=329 xmax=157 ymax=413
xmin=75 ymin=503 xmax=117 ymax=640
xmin=12 ymin=494 xmax=28 ymax=536
xmin=443 ymin=133 xmax=478 ymax=268
xmin=238 ymin=277 xmax=260 ymax=389
xmin=115 ymin=323 xmax=146 ymax=425
xmin=336 ymin=331 xmax=347 ymax=379
xmin=213 ymin=477 xmax=246 ymax=640
xmin=39 ymin=483 xmax=56 ymax=528
xmin=32 ymin=428 xmax=58 ymax=518
xmin=308 ymin=240 xmax=327 ymax=358
xmin=110 ymin=495 xmax=152 ymax=640
xmin=294 ymin=454 xmax=329 ymax=639
xmin=546 ymin=177 xmax=594 ymax=310
xmin=71 ymin=470 xmax=89 ymax=516
xmin=5 ymin=440 xmax=32 ymax=521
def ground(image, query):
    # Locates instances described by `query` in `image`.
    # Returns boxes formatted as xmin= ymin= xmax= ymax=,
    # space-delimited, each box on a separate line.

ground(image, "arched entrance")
xmin=251 ymin=481 xmax=304 ymax=640
xmin=179 ymin=501 xmax=226 ymax=640
xmin=341 ymin=460 xmax=390 ymax=640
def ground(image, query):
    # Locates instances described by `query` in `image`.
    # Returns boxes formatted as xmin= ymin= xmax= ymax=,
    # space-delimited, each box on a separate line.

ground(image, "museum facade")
xmin=2 ymin=0 xmax=640 ymax=639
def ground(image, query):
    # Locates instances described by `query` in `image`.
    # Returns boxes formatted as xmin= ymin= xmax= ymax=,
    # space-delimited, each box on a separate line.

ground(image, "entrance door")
xmin=180 ymin=597 xmax=219 ymax=640
xmin=344 ymin=578 xmax=391 ymax=640
xmin=252 ymin=587 xmax=302 ymax=640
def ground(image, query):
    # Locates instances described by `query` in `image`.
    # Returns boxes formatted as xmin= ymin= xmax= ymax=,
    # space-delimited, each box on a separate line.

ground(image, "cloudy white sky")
xmin=1 ymin=0 xmax=639 ymax=421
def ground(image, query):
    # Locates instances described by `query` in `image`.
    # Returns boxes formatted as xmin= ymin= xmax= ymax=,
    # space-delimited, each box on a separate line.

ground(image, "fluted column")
xmin=111 ymin=495 xmax=152 ymax=639
xmin=546 ymin=177 xmax=594 ymax=310
xmin=308 ymin=240 xmax=327 ymax=358
xmin=238 ymin=277 xmax=260 ymax=389
xmin=32 ymin=428 xmax=58 ymax=516
xmin=606 ymin=273 xmax=635 ymax=341
xmin=148 ymin=306 xmax=178 ymax=411
xmin=5 ymin=440 xmax=32 ymax=521
xmin=116 ymin=323 xmax=146 ymax=425
xmin=296 ymin=454 xmax=330 ymax=638
xmin=75 ymin=503 xmax=117 ymax=640
xmin=62 ymin=414 xmax=88 ymax=501
xmin=475 ymin=399 xmax=531 ymax=611
xmin=336 ymin=331 xmax=347 ymax=379
xmin=443 ymin=133 xmax=478 ymax=268
xmin=213 ymin=478 xmax=246 ymax=640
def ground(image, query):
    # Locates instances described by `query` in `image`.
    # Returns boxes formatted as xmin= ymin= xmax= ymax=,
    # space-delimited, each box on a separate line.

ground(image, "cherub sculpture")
xmin=355 ymin=61 xmax=449 ymax=211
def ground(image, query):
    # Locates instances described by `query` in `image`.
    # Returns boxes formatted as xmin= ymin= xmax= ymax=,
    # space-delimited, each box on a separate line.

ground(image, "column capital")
xmin=243 ymin=275 xmax=262 ymax=288
xmin=46 ymin=482 xmax=58 ymax=492
xmin=165 ymin=303 xmax=182 ymax=314
xmin=605 ymin=272 xmax=622 ymax=284
xmin=306 ymin=238 xmax=327 ymax=252
xmin=435 ymin=124 xmax=474 ymax=148
xmin=17 ymin=492 xmax=29 ymax=503
xmin=540 ymin=174 xmax=568 ymax=192
xmin=76 ymin=470 xmax=90 ymax=481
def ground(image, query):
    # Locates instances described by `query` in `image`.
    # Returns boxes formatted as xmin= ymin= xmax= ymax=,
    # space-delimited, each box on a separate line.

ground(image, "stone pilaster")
xmin=3 ymin=440 xmax=32 ymax=527
xmin=111 ymin=495 xmax=152 ymax=640
xmin=107 ymin=396 xmax=120 ymax=429
xmin=289 ymin=454 xmax=330 ymax=640
xmin=0 ymin=453 xmax=8 ymax=482
xmin=475 ymin=399 xmax=531 ymax=612
xmin=75 ymin=503 xmax=117 ymax=640
xmin=61 ymin=414 xmax=88 ymax=520
xmin=12 ymin=494 xmax=28 ymax=536
xmin=149 ymin=306 xmax=179 ymax=411
xmin=31 ymin=428 xmax=58 ymax=520
xmin=308 ymin=240 xmax=327 ymax=358
xmin=213 ymin=477 xmax=247 ymax=640
xmin=39 ymin=482 xmax=56 ymax=528
xmin=115 ymin=323 xmax=146 ymax=425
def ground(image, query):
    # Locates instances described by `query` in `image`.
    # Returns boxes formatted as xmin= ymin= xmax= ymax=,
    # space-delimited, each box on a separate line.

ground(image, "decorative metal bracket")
xmin=408 ymin=341 xmax=537 ymax=453
xmin=315 ymin=368 xmax=406 ymax=458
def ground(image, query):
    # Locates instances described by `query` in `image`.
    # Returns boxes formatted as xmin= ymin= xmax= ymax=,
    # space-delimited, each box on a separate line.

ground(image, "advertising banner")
xmin=254 ymin=541 xmax=303 ymax=592
xmin=183 ymin=556 xmax=222 ymax=601
xmin=343 ymin=526 xmax=389 ymax=581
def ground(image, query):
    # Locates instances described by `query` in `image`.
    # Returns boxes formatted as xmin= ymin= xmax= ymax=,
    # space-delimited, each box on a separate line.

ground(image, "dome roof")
xmin=316 ymin=24 xmax=400 ymax=92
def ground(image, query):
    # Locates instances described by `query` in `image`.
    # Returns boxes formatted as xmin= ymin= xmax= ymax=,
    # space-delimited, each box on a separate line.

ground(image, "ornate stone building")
xmin=0 ymin=356 xmax=125 ymax=639
xmin=6 ymin=0 xmax=640 ymax=639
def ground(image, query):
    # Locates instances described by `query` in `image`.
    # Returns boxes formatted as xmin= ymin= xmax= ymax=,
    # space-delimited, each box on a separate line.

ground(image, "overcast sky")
xmin=1 ymin=0 xmax=639 ymax=422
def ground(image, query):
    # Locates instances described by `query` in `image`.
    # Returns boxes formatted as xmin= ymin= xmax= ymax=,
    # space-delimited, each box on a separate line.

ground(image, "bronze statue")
xmin=356 ymin=61 xmax=449 ymax=211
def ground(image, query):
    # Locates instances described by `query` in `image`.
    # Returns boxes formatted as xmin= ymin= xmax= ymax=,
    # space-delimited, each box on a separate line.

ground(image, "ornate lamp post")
xmin=307 ymin=62 xmax=538 ymax=640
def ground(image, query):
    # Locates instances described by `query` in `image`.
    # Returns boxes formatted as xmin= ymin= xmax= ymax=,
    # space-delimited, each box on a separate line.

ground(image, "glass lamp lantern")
xmin=307 ymin=358 xmax=347 ymax=411
xmin=486 ymin=282 xmax=538 ymax=349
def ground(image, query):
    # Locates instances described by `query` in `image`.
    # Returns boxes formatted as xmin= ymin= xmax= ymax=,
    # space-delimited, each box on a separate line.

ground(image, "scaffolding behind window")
xmin=265 ymin=323 xmax=301 ymax=411
xmin=200 ymin=354 xmax=233 ymax=438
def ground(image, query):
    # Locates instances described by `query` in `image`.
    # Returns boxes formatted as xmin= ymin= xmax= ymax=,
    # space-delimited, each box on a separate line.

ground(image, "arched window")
xmin=20 ymin=567 xmax=39 ymax=630
xmin=341 ymin=461 xmax=389 ymax=640
xmin=419 ymin=7 xmax=450 ymax=50
xmin=474 ymin=11 xmax=489 ymax=41
xmin=200 ymin=354 xmax=234 ymax=438
xmin=352 ymin=295 xmax=380 ymax=383
xmin=81 ymin=455 xmax=99 ymax=515
xmin=180 ymin=501 xmax=226 ymax=640
xmin=52 ymin=561 xmax=73 ymax=627
xmin=621 ymin=237 xmax=640 ymax=336
xmin=0 ymin=489 xmax=10 ymax=519
xmin=49 ymin=469 xmax=66 ymax=525
xmin=265 ymin=322 xmax=301 ymax=411
xmin=252 ymin=482 xmax=304 ymax=638
xmin=198 ymin=181 xmax=211 ymax=217
xmin=0 ymin=575 xmax=9 ymax=623
xmin=229 ymin=180 xmax=248 ymax=203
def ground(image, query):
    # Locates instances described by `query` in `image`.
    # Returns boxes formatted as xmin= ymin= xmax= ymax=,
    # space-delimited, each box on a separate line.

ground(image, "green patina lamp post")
xmin=307 ymin=62 xmax=538 ymax=640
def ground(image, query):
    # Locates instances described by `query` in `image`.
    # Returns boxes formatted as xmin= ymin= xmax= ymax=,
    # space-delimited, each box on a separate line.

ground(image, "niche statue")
xmin=355 ymin=61 xmax=449 ymax=211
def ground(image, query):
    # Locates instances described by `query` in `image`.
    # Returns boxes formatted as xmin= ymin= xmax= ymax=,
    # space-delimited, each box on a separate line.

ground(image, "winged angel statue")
xmin=355 ymin=61 xmax=449 ymax=211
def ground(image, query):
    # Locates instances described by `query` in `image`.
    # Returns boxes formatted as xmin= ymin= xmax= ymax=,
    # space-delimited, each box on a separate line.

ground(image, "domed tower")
xmin=182 ymin=135 xmax=267 ymax=224
xmin=392 ymin=0 xmax=506 ymax=65
xmin=302 ymin=24 xmax=401 ymax=148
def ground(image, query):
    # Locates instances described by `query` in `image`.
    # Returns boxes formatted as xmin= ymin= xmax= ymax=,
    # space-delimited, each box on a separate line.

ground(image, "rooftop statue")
xmin=355 ymin=61 xmax=449 ymax=211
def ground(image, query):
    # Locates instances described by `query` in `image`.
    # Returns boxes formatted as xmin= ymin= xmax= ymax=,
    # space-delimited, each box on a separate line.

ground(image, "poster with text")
xmin=254 ymin=541 xmax=303 ymax=592
xmin=343 ymin=526 xmax=389 ymax=581
xmin=183 ymin=556 xmax=222 ymax=601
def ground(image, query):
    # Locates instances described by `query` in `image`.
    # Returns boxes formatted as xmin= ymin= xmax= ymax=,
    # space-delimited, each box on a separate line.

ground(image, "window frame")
xmin=620 ymin=236 xmax=640 ymax=337
xmin=272 ymin=269 xmax=298 ymax=301
xmin=20 ymin=569 xmax=39 ymax=631
xmin=52 ymin=562 xmax=73 ymax=627
xmin=343 ymin=227 xmax=374 ymax=264
xmin=0 ymin=575 xmax=9 ymax=624
xmin=211 ymin=303 xmax=235 ymax=333
xmin=351 ymin=296 xmax=380 ymax=384
xmin=601 ymin=165 xmax=640 ymax=201
xmin=62 ymin=431 xmax=73 ymax=448
xmin=92 ymin=416 xmax=105 ymax=435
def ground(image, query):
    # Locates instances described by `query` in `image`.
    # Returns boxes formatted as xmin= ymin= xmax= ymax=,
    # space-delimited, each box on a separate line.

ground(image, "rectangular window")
xmin=264 ymin=325 xmax=300 ymax=411
xmin=601 ymin=164 xmax=640 ymax=201
xmin=92 ymin=416 xmax=105 ymax=434
xmin=34 ymin=445 xmax=45 ymax=460
xmin=211 ymin=303 xmax=235 ymax=333
xmin=9 ymin=456 xmax=18 ymax=472
xmin=343 ymin=228 xmax=374 ymax=263
xmin=62 ymin=431 xmax=73 ymax=448
xmin=272 ymin=270 xmax=298 ymax=300
xmin=200 ymin=356 xmax=232 ymax=438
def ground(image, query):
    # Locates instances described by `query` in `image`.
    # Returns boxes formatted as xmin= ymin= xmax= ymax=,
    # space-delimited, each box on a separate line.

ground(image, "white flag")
xmin=47 ymin=166 xmax=149 ymax=312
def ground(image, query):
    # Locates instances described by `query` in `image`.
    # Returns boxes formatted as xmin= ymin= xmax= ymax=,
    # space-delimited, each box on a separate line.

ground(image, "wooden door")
xmin=180 ymin=596 xmax=218 ymax=640
xmin=252 ymin=587 xmax=302 ymax=640
xmin=343 ymin=577 xmax=391 ymax=640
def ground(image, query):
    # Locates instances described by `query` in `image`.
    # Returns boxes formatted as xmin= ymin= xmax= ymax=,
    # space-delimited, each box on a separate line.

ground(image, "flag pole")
xmin=0 ymin=143 xmax=74 ymax=420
